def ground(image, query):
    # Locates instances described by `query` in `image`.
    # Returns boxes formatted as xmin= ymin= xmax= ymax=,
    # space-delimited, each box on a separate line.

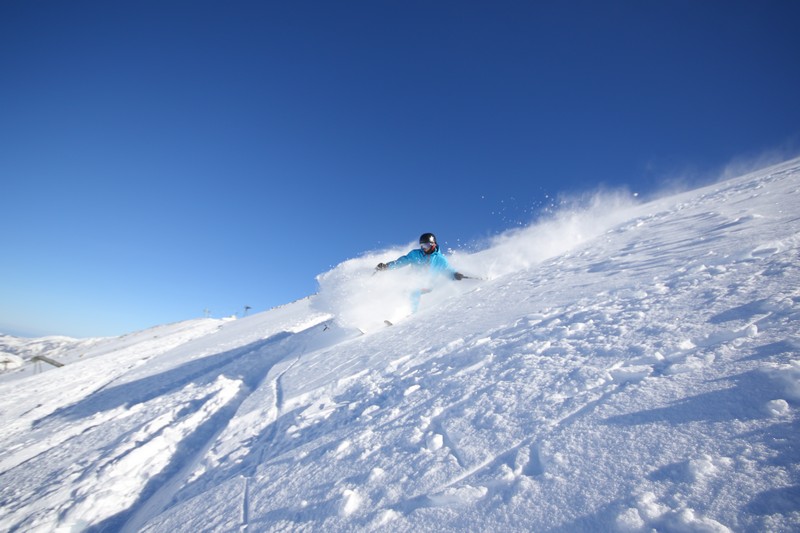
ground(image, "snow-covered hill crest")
xmin=1 ymin=159 xmax=799 ymax=532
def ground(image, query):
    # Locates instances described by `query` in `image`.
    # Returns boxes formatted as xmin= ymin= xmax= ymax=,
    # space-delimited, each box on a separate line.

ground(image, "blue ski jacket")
xmin=387 ymin=248 xmax=458 ymax=279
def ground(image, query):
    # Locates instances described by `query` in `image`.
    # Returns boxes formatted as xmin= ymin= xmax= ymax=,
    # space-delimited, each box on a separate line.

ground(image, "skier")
xmin=376 ymin=233 xmax=464 ymax=312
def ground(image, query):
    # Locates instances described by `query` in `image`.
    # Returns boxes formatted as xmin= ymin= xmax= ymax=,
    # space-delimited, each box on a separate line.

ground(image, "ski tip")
xmin=384 ymin=320 xmax=393 ymax=327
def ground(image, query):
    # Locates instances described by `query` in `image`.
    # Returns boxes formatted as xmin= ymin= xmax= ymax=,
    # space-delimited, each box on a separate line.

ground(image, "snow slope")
xmin=1 ymin=159 xmax=799 ymax=532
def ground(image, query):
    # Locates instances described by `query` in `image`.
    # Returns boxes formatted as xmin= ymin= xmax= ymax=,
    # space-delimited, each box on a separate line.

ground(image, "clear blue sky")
xmin=2 ymin=1 xmax=799 ymax=338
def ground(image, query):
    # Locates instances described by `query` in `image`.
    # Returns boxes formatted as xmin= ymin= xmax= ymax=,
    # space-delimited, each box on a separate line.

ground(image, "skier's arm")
xmin=375 ymin=258 xmax=402 ymax=271
xmin=389 ymin=252 xmax=417 ymax=268
xmin=376 ymin=250 xmax=419 ymax=271
xmin=432 ymin=254 xmax=464 ymax=280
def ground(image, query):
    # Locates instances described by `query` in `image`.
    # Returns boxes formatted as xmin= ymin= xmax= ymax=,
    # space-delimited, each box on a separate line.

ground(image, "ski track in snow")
xmin=1 ymin=159 xmax=799 ymax=532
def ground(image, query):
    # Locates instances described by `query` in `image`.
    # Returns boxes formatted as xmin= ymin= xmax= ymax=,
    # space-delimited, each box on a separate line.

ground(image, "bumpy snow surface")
xmin=2 ymin=160 xmax=799 ymax=532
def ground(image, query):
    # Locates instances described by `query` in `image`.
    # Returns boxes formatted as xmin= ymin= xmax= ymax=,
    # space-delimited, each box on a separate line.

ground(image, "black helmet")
xmin=419 ymin=232 xmax=437 ymax=254
xmin=419 ymin=232 xmax=437 ymax=245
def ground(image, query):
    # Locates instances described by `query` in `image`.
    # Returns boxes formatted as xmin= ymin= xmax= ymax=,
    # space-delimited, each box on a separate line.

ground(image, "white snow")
xmin=1 ymin=158 xmax=799 ymax=532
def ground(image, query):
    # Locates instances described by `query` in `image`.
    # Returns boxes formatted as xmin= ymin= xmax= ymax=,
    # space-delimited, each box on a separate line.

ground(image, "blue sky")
xmin=2 ymin=1 xmax=799 ymax=338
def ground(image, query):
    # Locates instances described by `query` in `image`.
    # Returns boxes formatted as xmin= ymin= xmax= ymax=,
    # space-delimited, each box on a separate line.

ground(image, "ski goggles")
xmin=420 ymin=242 xmax=436 ymax=251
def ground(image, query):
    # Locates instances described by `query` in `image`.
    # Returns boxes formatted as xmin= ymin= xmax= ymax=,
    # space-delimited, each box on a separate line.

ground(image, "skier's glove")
xmin=454 ymin=272 xmax=465 ymax=280
xmin=376 ymin=262 xmax=389 ymax=271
